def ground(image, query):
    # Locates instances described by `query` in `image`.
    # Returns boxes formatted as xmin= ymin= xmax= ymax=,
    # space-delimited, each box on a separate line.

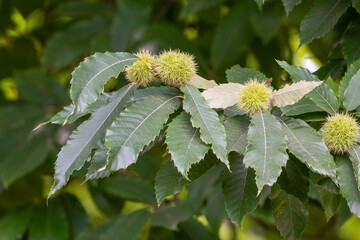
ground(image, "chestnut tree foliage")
xmin=1 ymin=0 xmax=360 ymax=239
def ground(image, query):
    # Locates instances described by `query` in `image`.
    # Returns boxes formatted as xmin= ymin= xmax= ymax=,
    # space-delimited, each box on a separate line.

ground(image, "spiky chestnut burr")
xmin=125 ymin=50 xmax=156 ymax=86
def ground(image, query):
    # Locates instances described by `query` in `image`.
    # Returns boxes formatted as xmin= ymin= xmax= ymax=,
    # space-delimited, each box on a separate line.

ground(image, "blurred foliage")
xmin=1 ymin=0 xmax=360 ymax=239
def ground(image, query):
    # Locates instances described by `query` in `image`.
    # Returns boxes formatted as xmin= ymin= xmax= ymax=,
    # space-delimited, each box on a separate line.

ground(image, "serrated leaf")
xmin=277 ymin=60 xmax=339 ymax=114
xmin=299 ymin=0 xmax=350 ymax=45
xmin=181 ymin=85 xmax=229 ymax=168
xmin=224 ymin=115 xmax=250 ymax=154
xmin=0 ymin=207 xmax=33 ymax=240
xmin=244 ymin=112 xmax=288 ymax=194
xmin=278 ymin=157 xmax=309 ymax=202
xmin=278 ymin=118 xmax=337 ymax=180
xmin=280 ymin=98 xmax=324 ymax=116
xmin=271 ymin=81 xmax=323 ymax=107
xmin=319 ymin=188 xmax=341 ymax=221
xmin=131 ymin=86 xmax=180 ymax=102
xmin=99 ymin=175 xmax=155 ymax=204
xmin=29 ymin=200 xmax=69 ymax=240
xmin=222 ymin=153 xmax=259 ymax=226
xmin=70 ymin=52 xmax=138 ymax=116
xmin=226 ymin=65 xmax=268 ymax=84
xmin=271 ymin=187 xmax=308 ymax=240
xmin=166 ymin=112 xmax=210 ymax=177
xmin=342 ymin=69 xmax=360 ymax=110
xmin=202 ymin=83 xmax=243 ymax=109
xmin=336 ymin=156 xmax=360 ymax=218
xmin=342 ymin=21 xmax=360 ymax=65
xmin=48 ymin=84 xmax=136 ymax=197
xmin=281 ymin=0 xmax=302 ymax=15
xmin=339 ymin=59 xmax=360 ymax=101
xmin=105 ymin=95 xmax=180 ymax=171
xmin=349 ymin=145 xmax=360 ymax=190
xmin=155 ymin=161 xmax=189 ymax=205
xmin=188 ymin=74 xmax=218 ymax=90
xmin=85 ymin=144 xmax=111 ymax=181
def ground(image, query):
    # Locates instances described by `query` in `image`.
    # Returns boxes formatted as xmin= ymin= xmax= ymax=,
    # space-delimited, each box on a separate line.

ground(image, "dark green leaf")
xmin=315 ymin=59 xmax=345 ymax=81
xmin=299 ymin=0 xmax=351 ymax=45
xmin=339 ymin=58 xmax=360 ymax=102
xmin=180 ymin=0 xmax=225 ymax=18
xmin=278 ymin=118 xmax=336 ymax=180
xmin=281 ymin=0 xmax=302 ymax=15
xmin=111 ymin=0 xmax=150 ymax=51
xmin=166 ymin=111 xmax=210 ymax=176
xmin=155 ymin=161 xmax=189 ymax=205
xmin=244 ymin=112 xmax=288 ymax=193
xmin=349 ymin=145 xmax=360 ymax=189
xmin=105 ymin=95 xmax=180 ymax=171
xmin=342 ymin=67 xmax=360 ymax=110
xmin=277 ymin=60 xmax=339 ymax=114
xmin=211 ymin=2 xmax=253 ymax=71
xmin=49 ymin=85 xmax=136 ymax=197
xmin=99 ymin=175 xmax=155 ymax=204
xmin=0 ymin=207 xmax=33 ymax=240
xmin=224 ymin=105 xmax=246 ymax=117
xmin=278 ymin=156 xmax=309 ymax=202
xmin=319 ymin=188 xmax=341 ymax=221
xmin=56 ymin=1 xmax=112 ymax=17
xmin=224 ymin=115 xmax=250 ymax=154
xmin=70 ymin=52 xmax=137 ymax=115
xmin=280 ymin=98 xmax=324 ymax=116
xmin=150 ymin=206 xmax=192 ymax=230
xmin=271 ymin=187 xmax=308 ymax=240
xmin=178 ymin=218 xmax=215 ymax=240
xmin=203 ymin=182 xmax=226 ymax=233
xmin=42 ymin=17 xmax=109 ymax=69
xmin=132 ymin=86 xmax=180 ymax=102
xmin=336 ymin=156 xmax=360 ymax=218
xmin=226 ymin=65 xmax=268 ymax=84
xmin=85 ymin=144 xmax=111 ymax=181
xmin=222 ymin=153 xmax=259 ymax=226
xmin=29 ymin=200 xmax=69 ymax=240
xmin=342 ymin=21 xmax=360 ymax=65
xmin=0 ymin=136 xmax=49 ymax=187
xmin=181 ymin=85 xmax=228 ymax=168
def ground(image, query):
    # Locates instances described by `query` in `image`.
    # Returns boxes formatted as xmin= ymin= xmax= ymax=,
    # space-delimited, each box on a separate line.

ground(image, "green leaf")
xmin=319 ymin=187 xmax=341 ymax=221
xmin=0 ymin=135 xmax=49 ymax=187
xmin=181 ymin=85 xmax=229 ymax=168
xmin=226 ymin=65 xmax=268 ymax=84
xmin=278 ymin=156 xmax=309 ymax=202
xmin=132 ymin=86 xmax=181 ymax=102
xmin=224 ymin=105 xmax=246 ymax=117
xmin=0 ymin=207 xmax=33 ymax=240
xmin=188 ymin=74 xmax=218 ymax=90
xmin=29 ymin=200 xmax=69 ymax=240
xmin=70 ymin=52 xmax=138 ymax=115
xmin=278 ymin=118 xmax=336 ymax=180
xmin=339 ymin=58 xmax=360 ymax=102
xmin=349 ymin=145 xmax=360 ymax=190
xmin=48 ymin=84 xmax=136 ymax=197
xmin=99 ymin=175 xmax=155 ymax=204
xmin=222 ymin=153 xmax=259 ymax=226
xmin=342 ymin=21 xmax=360 ymax=65
xmin=224 ymin=115 xmax=250 ymax=154
xmin=166 ymin=112 xmax=210 ymax=177
xmin=42 ymin=17 xmax=109 ymax=69
xmin=244 ymin=112 xmax=288 ymax=193
xmin=203 ymin=183 xmax=226 ymax=233
xmin=277 ymin=60 xmax=339 ymax=115
xmin=111 ymin=0 xmax=150 ymax=51
xmin=180 ymin=0 xmax=225 ymax=18
xmin=271 ymin=187 xmax=308 ymax=240
xmin=336 ymin=156 xmax=360 ymax=218
xmin=178 ymin=218 xmax=216 ymax=240
xmin=85 ymin=144 xmax=111 ymax=181
xmin=280 ymin=98 xmax=324 ymax=116
xmin=299 ymin=0 xmax=350 ymax=45
xmin=315 ymin=59 xmax=345 ymax=81
xmin=202 ymin=83 xmax=243 ymax=109
xmin=77 ymin=209 xmax=150 ymax=240
xmin=56 ymin=1 xmax=112 ymax=17
xmin=281 ymin=0 xmax=302 ymax=15
xmin=105 ymin=95 xmax=180 ymax=171
xmin=155 ymin=161 xmax=189 ymax=205
xmin=342 ymin=68 xmax=360 ymax=110
xmin=150 ymin=206 xmax=192 ymax=230
xmin=271 ymin=81 xmax=323 ymax=107
xmin=211 ymin=2 xmax=253 ymax=71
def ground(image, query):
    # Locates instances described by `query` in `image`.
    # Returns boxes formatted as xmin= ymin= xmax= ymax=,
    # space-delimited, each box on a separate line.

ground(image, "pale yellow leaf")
xmin=188 ymin=74 xmax=218 ymax=89
xmin=202 ymin=83 xmax=244 ymax=109
xmin=271 ymin=80 xmax=323 ymax=107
